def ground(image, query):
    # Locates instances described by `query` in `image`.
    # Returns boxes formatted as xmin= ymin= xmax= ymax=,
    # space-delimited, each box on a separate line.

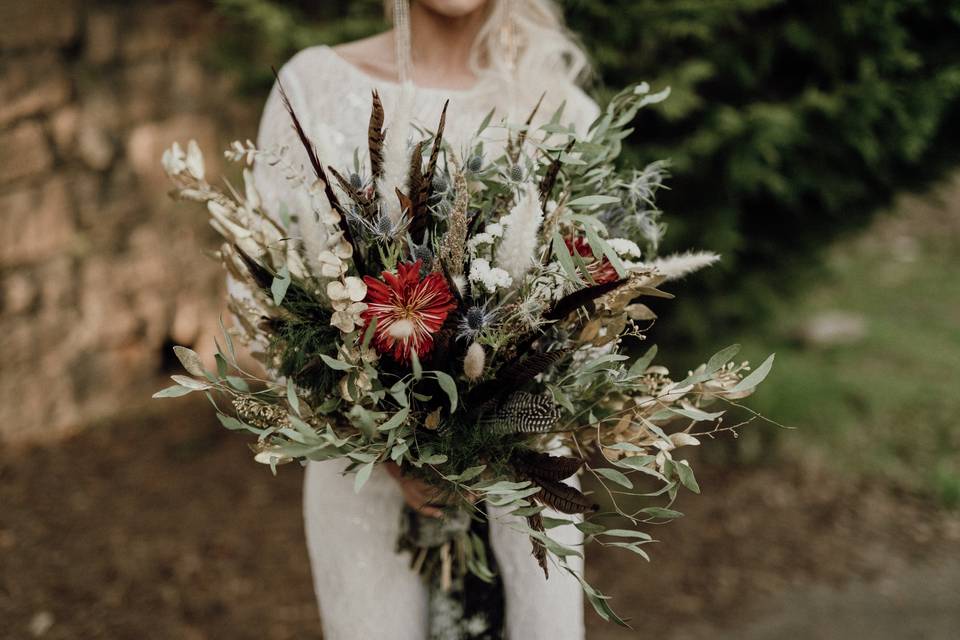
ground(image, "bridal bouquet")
xmin=156 ymin=78 xmax=774 ymax=625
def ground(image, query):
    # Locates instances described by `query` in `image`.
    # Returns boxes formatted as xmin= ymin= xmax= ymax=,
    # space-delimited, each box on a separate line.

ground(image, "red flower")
xmin=565 ymin=236 xmax=619 ymax=284
xmin=361 ymin=260 xmax=457 ymax=364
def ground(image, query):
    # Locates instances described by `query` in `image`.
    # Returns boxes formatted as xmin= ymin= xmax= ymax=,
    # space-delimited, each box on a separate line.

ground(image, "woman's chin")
xmin=416 ymin=0 xmax=489 ymax=19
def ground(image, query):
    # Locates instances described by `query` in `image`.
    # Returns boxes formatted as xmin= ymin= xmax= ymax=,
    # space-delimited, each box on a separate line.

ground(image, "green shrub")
xmin=212 ymin=0 xmax=960 ymax=347
xmin=566 ymin=0 xmax=960 ymax=345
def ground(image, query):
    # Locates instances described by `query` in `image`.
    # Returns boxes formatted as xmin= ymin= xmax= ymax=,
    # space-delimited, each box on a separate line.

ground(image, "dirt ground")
xmin=2 ymin=396 xmax=958 ymax=640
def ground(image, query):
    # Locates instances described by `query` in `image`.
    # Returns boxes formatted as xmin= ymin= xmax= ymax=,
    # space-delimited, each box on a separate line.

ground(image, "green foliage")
xmin=563 ymin=0 xmax=960 ymax=345
xmin=212 ymin=0 xmax=960 ymax=349
xmin=268 ymin=313 xmax=341 ymax=396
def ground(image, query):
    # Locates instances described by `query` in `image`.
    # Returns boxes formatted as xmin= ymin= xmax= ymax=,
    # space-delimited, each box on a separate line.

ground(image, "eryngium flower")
xmin=456 ymin=304 xmax=497 ymax=342
xmin=361 ymin=259 xmax=457 ymax=364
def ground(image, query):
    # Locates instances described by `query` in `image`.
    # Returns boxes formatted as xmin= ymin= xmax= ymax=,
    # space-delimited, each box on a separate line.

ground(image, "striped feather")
xmin=481 ymin=392 xmax=561 ymax=435
xmin=368 ymin=90 xmax=385 ymax=180
xmin=531 ymin=477 xmax=597 ymax=515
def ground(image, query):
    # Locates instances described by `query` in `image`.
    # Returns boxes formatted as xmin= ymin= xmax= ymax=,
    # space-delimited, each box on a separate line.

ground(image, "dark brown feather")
xmin=395 ymin=187 xmax=414 ymax=223
xmin=531 ymin=477 xmax=597 ymax=515
xmin=513 ymin=449 xmax=584 ymax=482
xmin=272 ymin=68 xmax=364 ymax=273
xmin=406 ymin=141 xmax=430 ymax=242
xmin=423 ymin=100 xmax=448 ymax=199
xmin=499 ymin=350 xmax=569 ymax=388
xmin=527 ymin=512 xmax=549 ymax=579
xmin=327 ymin=165 xmax=370 ymax=210
xmin=543 ymin=278 xmax=627 ymax=321
xmin=465 ymin=349 xmax=569 ymax=408
xmin=368 ymin=90 xmax=385 ymax=180
xmin=234 ymin=245 xmax=273 ymax=291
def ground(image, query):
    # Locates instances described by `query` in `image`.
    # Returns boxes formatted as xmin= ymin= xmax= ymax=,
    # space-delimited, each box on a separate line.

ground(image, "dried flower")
xmin=464 ymin=342 xmax=486 ymax=381
xmin=185 ymin=140 xmax=205 ymax=181
xmin=162 ymin=142 xmax=187 ymax=177
xmin=437 ymin=159 xmax=469 ymax=275
xmin=361 ymin=260 xmax=457 ymax=364
xmin=494 ymin=183 xmax=543 ymax=285
xmin=328 ymin=276 xmax=369 ymax=333
xmin=466 ymin=153 xmax=483 ymax=173
xmin=642 ymin=251 xmax=720 ymax=281
xmin=468 ymin=258 xmax=512 ymax=292
xmin=379 ymin=82 xmax=416 ymax=225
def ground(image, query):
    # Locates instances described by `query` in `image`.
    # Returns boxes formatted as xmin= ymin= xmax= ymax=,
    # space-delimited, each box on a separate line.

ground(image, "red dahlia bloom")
xmin=565 ymin=236 xmax=619 ymax=284
xmin=361 ymin=260 xmax=457 ymax=364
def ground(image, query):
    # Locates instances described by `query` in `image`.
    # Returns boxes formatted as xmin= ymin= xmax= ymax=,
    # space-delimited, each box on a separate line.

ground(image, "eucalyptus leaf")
xmin=672 ymin=460 xmax=701 ymax=494
xmin=377 ymin=407 xmax=410 ymax=432
xmin=271 ymin=265 xmax=291 ymax=306
xmin=669 ymin=406 xmax=724 ymax=422
xmin=605 ymin=542 xmax=651 ymax=561
xmin=153 ymin=385 xmax=192 ymax=399
xmin=319 ymin=354 xmax=354 ymax=371
xmin=226 ymin=376 xmax=249 ymax=391
xmin=354 ymin=461 xmax=375 ymax=493
xmin=170 ymin=375 xmax=211 ymax=390
xmin=452 ymin=465 xmax=486 ymax=482
xmin=215 ymin=353 xmax=228 ymax=379
xmin=218 ymin=314 xmax=236 ymax=362
xmin=361 ymin=316 xmax=378 ymax=350
xmin=286 ymin=378 xmax=301 ymax=417
xmin=727 ymin=353 xmax=776 ymax=393
xmin=567 ymin=195 xmax=621 ymax=207
xmin=641 ymin=507 xmax=684 ymax=519
xmin=552 ymin=231 xmax=581 ymax=283
xmin=599 ymin=529 xmax=652 ymax=540
xmin=595 ymin=467 xmax=633 ymax=489
xmin=433 ymin=371 xmax=458 ymax=413
xmin=173 ymin=346 xmax=206 ymax=376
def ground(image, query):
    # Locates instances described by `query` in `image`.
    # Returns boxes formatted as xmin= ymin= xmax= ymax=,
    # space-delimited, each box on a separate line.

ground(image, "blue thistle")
xmin=456 ymin=304 xmax=497 ymax=342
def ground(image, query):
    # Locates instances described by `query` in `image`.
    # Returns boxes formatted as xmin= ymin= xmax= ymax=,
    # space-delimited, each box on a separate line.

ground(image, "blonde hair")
xmin=386 ymin=0 xmax=591 ymax=94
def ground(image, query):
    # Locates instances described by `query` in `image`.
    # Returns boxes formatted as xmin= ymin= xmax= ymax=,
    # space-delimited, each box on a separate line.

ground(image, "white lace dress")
xmin=250 ymin=45 xmax=600 ymax=640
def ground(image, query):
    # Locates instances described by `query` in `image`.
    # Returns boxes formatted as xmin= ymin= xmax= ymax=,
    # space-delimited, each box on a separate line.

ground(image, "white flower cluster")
xmin=466 ymin=221 xmax=504 ymax=256
xmin=224 ymin=139 xmax=257 ymax=166
xmin=606 ymin=238 xmax=642 ymax=260
xmin=468 ymin=258 xmax=512 ymax=293
xmin=162 ymin=140 xmax=205 ymax=183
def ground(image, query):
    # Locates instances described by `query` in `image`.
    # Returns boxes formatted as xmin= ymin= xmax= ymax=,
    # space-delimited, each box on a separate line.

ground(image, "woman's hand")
xmin=385 ymin=462 xmax=446 ymax=518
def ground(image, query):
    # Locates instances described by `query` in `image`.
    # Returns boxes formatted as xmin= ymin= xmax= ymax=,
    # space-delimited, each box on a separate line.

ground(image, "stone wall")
xmin=0 ymin=0 xmax=258 ymax=444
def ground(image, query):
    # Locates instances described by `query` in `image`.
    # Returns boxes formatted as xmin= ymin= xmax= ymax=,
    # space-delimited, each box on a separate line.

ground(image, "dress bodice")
xmin=252 ymin=45 xmax=600 ymax=223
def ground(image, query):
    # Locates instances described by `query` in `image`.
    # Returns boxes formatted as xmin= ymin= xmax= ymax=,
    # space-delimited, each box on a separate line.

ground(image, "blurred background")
xmin=1 ymin=0 xmax=958 ymax=638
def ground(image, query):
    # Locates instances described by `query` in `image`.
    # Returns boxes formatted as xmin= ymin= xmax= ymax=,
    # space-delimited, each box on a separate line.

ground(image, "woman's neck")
xmin=405 ymin=3 xmax=488 ymax=88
